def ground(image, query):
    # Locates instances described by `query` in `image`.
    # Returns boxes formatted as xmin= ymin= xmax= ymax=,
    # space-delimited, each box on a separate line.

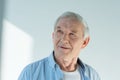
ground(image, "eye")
xmin=70 ymin=33 xmax=75 ymax=36
xmin=69 ymin=33 xmax=77 ymax=39
xmin=57 ymin=30 xmax=63 ymax=34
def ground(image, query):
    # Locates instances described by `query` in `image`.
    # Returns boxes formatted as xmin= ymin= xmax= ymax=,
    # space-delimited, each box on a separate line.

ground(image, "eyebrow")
xmin=70 ymin=29 xmax=78 ymax=33
xmin=71 ymin=31 xmax=77 ymax=33
xmin=56 ymin=26 xmax=61 ymax=29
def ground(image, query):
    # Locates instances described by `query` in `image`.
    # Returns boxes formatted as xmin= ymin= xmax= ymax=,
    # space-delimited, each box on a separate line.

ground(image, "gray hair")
xmin=54 ymin=11 xmax=90 ymax=39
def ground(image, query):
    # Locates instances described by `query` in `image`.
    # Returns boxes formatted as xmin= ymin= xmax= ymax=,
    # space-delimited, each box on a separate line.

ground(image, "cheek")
xmin=73 ymin=41 xmax=83 ymax=50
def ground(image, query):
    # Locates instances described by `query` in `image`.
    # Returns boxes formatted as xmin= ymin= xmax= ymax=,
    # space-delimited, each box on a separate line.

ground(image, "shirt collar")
xmin=77 ymin=58 xmax=85 ymax=71
xmin=48 ymin=51 xmax=85 ymax=71
xmin=48 ymin=51 xmax=57 ymax=68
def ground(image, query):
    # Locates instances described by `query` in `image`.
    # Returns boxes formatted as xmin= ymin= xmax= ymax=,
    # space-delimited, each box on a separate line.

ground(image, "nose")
xmin=60 ymin=34 xmax=69 ymax=44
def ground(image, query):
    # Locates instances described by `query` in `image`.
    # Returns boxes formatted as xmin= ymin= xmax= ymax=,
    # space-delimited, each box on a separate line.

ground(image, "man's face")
xmin=52 ymin=18 xmax=86 ymax=61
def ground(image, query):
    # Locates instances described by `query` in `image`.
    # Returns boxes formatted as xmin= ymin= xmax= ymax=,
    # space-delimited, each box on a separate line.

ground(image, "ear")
xmin=81 ymin=36 xmax=90 ymax=49
xmin=52 ymin=32 xmax=54 ymax=39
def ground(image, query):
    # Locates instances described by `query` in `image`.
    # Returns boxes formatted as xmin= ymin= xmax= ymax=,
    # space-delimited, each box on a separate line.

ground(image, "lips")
xmin=61 ymin=46 xmax=69 ymax=49
xmin=59 ymin=46 xmax=71 ymax=49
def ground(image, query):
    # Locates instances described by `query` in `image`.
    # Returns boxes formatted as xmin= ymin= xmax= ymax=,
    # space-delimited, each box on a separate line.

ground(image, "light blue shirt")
xmin=18 ymin=52 xmax=100 ymax=80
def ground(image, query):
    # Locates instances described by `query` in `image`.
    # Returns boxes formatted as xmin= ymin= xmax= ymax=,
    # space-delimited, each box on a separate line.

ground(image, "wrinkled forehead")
xmin=55 ymin=18 xmax=84 ymax=32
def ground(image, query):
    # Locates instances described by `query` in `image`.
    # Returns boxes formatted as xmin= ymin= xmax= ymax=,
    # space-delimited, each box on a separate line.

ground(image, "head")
xmin=52 ymin=11 xmax=90 ymax=63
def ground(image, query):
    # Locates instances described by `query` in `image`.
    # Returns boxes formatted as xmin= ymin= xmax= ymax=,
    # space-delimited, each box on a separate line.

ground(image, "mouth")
xmin=57 ymin=45 xmax=71 ymax=53
xmin=60 ymin=46 xmax=70 ymax=49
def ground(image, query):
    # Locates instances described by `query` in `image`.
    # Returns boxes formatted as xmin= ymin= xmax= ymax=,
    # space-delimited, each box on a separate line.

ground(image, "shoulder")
xmin=84 ymin=64 xmax=97 ymax=73
xmin=30 ymin=57 xmax=48 ymax=67
xmin=84 ymin=64 xmax=101 ymax=80
xmin=25 ymin=57 xmax=49 ymax=71
xmin=18 ymin=57 xmax=49 ymax=80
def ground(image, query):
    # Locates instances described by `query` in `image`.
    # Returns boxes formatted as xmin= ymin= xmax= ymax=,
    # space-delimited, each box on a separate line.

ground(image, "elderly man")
xmin=18 ymin=11 xmax=100 ymax=80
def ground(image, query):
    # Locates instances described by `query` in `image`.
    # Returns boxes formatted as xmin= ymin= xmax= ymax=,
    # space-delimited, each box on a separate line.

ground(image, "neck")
xmin=61 ymin=64 xmax=77 ymax=72
xmin=54 ymin=56 xmax=78 ymax=72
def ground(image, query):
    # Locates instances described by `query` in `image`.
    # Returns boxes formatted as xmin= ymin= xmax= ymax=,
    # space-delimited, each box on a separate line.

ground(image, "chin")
xmin=60 ymin=51 xmax=70 ymax=55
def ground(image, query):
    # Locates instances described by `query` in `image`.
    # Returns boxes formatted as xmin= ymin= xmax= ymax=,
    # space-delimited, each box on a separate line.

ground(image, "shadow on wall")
xmin=1 ymin=20 xmax=34 ymax=80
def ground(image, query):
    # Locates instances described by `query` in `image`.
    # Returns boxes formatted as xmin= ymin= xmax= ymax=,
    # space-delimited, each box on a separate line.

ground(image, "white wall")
xmin=1 ymin=0 xmax=120 ymax=80
xmin=0 ymin=0 xmax=4 ymax=79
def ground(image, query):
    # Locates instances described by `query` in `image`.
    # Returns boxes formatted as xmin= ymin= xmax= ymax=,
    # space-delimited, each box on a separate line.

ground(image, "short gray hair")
xmin=54 ymin=11 xmax=90 ymax=39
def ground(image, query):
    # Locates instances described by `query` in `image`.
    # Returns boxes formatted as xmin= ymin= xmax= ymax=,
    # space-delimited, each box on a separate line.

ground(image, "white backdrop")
xmin=1 ymin=0 xmax=120 ymax=80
